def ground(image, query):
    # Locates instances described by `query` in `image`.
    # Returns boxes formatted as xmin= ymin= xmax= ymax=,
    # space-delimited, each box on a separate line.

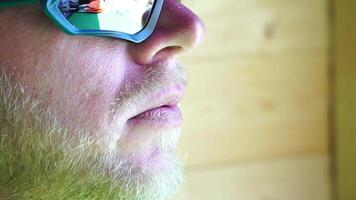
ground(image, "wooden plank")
xmin=181 ymin=0 xmax=329 ymax=62
xmin=178 ymin=0 xmax=330 ymax=167
xmin=179 ymin=55 xmax=329 ymax=167
xmin=334 ymin=0 xmax=356 ymax=199
xmin=176 ymin=156 xmax=331 ymax=200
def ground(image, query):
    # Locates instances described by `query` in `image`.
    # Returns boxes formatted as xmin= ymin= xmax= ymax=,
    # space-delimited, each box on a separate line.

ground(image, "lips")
xmin=129 ymin=105 xmax=182 ymax=126
xmin=127 ymin=85 xmax=184 ymax=127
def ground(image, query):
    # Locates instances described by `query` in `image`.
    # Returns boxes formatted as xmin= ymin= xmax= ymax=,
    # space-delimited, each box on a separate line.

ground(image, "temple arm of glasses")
xmin=0 ymin=0 xmax=40 ymax=7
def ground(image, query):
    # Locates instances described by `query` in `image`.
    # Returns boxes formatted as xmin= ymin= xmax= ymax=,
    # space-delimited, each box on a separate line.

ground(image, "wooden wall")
xmin=179 ymin=0 xmax=329 ymax=169
xmin=176 ymin=0 xmax=331 ymax=199
xmin=334 ymin=0 xmax=356 ymax=199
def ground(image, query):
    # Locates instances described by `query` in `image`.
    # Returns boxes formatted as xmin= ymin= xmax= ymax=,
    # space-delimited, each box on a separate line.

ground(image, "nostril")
xmin=160 ymin=46 xmax=183 ymax=55
xmin=152 ymin=46 xmax=183 ymax=61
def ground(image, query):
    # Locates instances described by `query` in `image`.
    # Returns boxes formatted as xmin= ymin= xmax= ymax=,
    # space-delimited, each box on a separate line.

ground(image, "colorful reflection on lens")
xmin=58 ymin=0 xmax=154 ymax=34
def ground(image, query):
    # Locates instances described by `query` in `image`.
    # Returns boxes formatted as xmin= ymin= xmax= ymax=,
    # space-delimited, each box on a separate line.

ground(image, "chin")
xmin=117 ymin=122 xmax=182 ymax=161
xmin=0 ymin=114 xmax=184 ymax=200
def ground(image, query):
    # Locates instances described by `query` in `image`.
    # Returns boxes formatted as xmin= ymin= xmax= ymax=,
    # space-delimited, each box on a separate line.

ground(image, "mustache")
xmin=109 ymin=61 xmax=188 ymax=121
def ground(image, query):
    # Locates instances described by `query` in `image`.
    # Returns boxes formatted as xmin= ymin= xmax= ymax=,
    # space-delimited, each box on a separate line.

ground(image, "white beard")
xmin=0 ymin=73 xmax=183 ymax=200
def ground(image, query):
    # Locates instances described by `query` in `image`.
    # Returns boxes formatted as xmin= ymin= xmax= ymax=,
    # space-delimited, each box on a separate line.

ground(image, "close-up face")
xmin=0 ymin=0 xmax=204 ymax=199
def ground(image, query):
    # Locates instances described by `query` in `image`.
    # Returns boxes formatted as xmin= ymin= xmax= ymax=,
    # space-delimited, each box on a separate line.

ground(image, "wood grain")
xmin=181 ymin=0 xmax=329 ymax=62
xmin=180 ymin=55 xmax=329 ymax=167
xmin=176 ymin=155 xmax=330 ymax=200
xmin=334 ymin=0 xmax=356 ymax=199
xmin=179 ymin=0 xmax=330 ymax=167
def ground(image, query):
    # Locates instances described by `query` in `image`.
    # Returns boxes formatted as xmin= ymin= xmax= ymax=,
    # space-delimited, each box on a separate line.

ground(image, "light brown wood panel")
xmin=176 ymin=155 xmax=330 ymax=200
xmin=181 ymin=0 xmax=329 ymax=62
xmin=180 ymin=55 xmax=329 ymax=167
xmin=334 ymin=0 xmax=356 ymax=199
xmin=178 ymin=0 xmax=330 ymax=167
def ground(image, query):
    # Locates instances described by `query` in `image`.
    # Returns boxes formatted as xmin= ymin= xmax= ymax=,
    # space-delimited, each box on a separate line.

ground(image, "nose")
xmin=128 ymin=0 xmax=205 ymax=64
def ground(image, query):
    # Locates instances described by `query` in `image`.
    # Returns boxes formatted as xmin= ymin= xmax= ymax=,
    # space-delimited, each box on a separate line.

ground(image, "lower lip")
xmin=128 ymin=105 xmax=182 ymax=127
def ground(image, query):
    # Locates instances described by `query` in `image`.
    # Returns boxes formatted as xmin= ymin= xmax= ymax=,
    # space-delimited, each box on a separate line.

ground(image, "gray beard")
xmin=0 ymin=74 xmax=183 ymax=200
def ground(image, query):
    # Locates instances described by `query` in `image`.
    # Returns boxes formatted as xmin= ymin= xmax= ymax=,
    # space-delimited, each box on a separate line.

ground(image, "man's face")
xmin=0 ymin=0 xmax=204 ymax=199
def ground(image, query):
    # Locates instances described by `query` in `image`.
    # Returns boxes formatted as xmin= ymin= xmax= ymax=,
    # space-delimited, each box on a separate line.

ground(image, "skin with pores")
xmin=0 ymin=0 xmax=204 ymax=199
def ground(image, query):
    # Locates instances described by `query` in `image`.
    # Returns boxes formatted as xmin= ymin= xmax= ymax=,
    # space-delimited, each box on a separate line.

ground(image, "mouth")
xmin=127 ymin=84 xmax=184 ymax=128
xmin=129 ymin=105 xmax=182 ymax=127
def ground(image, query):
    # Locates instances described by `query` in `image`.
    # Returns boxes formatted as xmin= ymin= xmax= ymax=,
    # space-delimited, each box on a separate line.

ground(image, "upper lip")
xmin=128 ymin=84 xmax=184 ymax=119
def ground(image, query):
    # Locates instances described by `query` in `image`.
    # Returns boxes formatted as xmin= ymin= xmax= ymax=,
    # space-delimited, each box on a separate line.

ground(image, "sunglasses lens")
xmin=58 ymin=0 xmax=155 ymax=34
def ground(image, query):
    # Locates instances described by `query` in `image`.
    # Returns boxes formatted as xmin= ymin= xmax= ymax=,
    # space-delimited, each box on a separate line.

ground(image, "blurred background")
xmin=175 ymin=0 xmax=356 ymax=199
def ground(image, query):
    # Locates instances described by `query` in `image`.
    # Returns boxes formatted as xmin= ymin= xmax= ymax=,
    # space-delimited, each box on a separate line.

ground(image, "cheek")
xmin=3 ymin=38 xmax=129 ymax=132
xmin=45 ymin=46 xmax=129 ymax=131
xmin=0 ymin=8 xmax=132 ymax=132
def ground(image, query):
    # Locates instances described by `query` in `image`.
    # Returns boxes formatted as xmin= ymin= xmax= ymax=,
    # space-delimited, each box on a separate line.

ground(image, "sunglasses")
xmin=0 ymin=0 xmax=164 ymax=43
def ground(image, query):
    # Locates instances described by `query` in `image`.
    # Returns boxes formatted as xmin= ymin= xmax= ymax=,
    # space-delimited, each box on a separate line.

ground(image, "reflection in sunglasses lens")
xmin=58 ymin=0 xmax=155 ymax=34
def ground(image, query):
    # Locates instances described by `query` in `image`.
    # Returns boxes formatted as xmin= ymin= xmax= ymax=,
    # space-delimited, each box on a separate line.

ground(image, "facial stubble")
xmin=0 ymin=62 xmax=188 ymax=200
